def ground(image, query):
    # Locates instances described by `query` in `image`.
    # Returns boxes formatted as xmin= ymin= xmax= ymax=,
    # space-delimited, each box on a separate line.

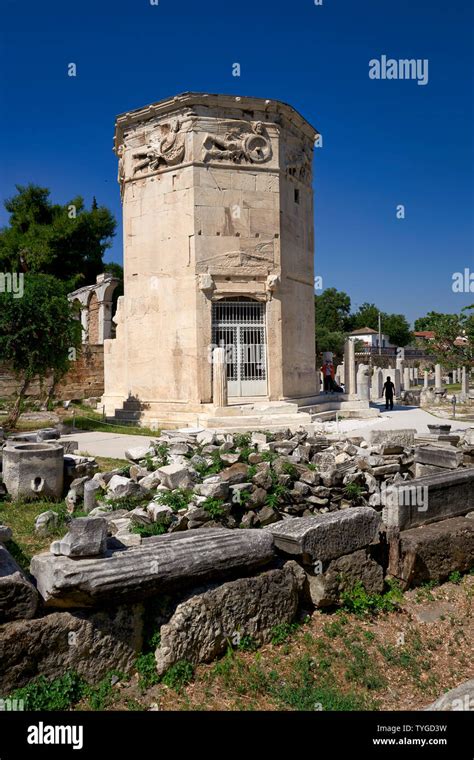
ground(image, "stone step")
xmin=105 ymin=417 xmax=139 ymax=427
xmin=212 ymin=402 xmax=299 ymax=418
xmin=310 ymin=411 xmax=338 ymax=422
xmin=198 ymin=412 xmax=313 ymax=430
xmin=114 ymin=410 xmax=141 ymax=421
xmin=300 ymin=400 xmax=369 ymax=413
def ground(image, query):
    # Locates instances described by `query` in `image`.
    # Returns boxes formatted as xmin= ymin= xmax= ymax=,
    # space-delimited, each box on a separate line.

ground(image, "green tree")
xmin=351 ymin=303 xmax=412 ymax=347
xmin=0 ymin=274 xmax=82 ymax=427
xmin=315 ymin=288 xmax=352 ymax=332
xmin=414 ymin=311 xmax=446 ymax=332
xmin=382 ymin=313 xmax=412 ymax=347
xmin=350 ymin=303 xmax=380 ymax=331
xmin=314 ymin=288 xmax=352 ymax=361
xmin=0 ymin=184 xmax=116 ymax=288
xmin=420 ymin=310 xmax=473 ymax=368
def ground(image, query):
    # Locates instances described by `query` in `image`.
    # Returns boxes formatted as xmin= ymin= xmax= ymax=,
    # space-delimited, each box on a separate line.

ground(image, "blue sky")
xmin=1 ymin=0 xmax=473 ymax=324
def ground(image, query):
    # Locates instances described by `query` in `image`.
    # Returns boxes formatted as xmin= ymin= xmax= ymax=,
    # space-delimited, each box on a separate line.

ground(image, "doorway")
xmin=212 ymin=299 xmax=267 ymax=397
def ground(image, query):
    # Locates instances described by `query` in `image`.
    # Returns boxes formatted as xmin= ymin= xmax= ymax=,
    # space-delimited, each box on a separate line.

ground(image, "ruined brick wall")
xmin=0 ymin=345 xmax=104 ymax=401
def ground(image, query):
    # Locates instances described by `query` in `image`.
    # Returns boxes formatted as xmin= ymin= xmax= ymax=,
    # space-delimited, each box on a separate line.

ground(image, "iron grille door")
xmin=212 ymin=300 xmax=267 ymax=397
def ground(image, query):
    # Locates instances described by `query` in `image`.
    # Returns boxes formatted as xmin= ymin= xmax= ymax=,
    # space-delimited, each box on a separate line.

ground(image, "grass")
xmin=7 ymin=670 xmax=128 ymax=711
xmin=0 ymin=497 xmax=68 ymax=568
xmin=2 ymin=418 xmax=57 ymax=432
xmin=4 ymin=574 xmax=472 ymax=713
xmin=93 ymin=456 xmax=129 ymax=472
xmin=62 ymin=414 xmax=159 ymax=437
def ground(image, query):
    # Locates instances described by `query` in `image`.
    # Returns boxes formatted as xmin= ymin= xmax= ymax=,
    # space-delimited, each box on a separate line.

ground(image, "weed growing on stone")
xmin=104 ymin=494 xmax=150 ymax=512
xmin=202 ymin=497 xmax=225 ymax=518
xmin=260 ymin=450 xmax=277 ymax=463
xmin=344 ymin=482 xmax=364 ymax=500
xmin=131 ymin=522 xmax=167 ymax=537
xmin=148 ymin=443 xmax=169 ymax=469
xmin=155 ymin=488 xmax=192 ymax=512
xmin=282 ymin=461 xmax=298 ymax=479
xmin=247 ymin=464 xmax=258 ymax=479
xmin=340 ymin=579 xmax=403 ymax=616
xmin=194 ymin=451 xmax=226 ymax=478
xmin=233 ymin=433 xmax=251 ymax=449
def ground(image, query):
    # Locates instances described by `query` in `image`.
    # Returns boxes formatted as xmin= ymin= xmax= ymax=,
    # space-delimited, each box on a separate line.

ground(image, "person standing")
xmin=382 ymin=375 xmax=395 ymax=410
xmin=321 ymin=360 xmax=334 ymax=393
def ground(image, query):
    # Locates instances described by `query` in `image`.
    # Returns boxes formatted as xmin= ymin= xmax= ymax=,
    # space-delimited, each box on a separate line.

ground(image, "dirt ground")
xmin=79 ymin=574 xmax=474 ymax=712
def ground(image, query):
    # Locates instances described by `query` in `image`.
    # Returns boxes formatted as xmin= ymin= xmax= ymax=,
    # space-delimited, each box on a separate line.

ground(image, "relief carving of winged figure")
xmin=203 ymin=121 xmax=272 ymax=164
xmin=133 ymin=119 xmax=186 ymax=174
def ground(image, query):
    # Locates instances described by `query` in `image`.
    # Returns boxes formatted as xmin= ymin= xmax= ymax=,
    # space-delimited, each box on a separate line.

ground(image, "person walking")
xmin=382 ymin=375 xmax=395 ymax=410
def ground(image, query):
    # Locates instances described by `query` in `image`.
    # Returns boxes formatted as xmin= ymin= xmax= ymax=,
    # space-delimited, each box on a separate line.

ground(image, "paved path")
xmin=324 ymin=403 xmax=472 ymax=440
xmin=61 ymin=431 xmax=156 ymax=460
xmin=60 ymin=404 xmax=473 ymax=458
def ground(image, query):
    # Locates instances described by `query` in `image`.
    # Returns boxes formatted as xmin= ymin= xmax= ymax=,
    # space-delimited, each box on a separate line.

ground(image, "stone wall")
xmin=0 ymin=345 xmax=104 ymax=402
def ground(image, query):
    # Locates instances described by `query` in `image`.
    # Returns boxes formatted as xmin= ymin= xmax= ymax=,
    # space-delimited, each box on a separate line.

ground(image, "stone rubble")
xmin=0 ymin=424 xmax=473 ymax=688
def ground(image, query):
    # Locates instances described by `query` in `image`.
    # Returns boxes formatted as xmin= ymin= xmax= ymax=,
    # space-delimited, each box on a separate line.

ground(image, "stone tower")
xmin=102 ymin=92 xmax=319 ymax=427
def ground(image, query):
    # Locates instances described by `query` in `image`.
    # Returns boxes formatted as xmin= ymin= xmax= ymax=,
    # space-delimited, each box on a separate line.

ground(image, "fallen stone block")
xmin=414 ymin=463 xmax=449 ymax=479
xmin=388 ymin=516 xmax=474 ymax=588
xmin=50 ymin=517 xmax=108 ymax=557
xmin=61 ymin=440 xmax=79 ymax=455
xmin=369 ymin=429 xmax=416 ymax=453
xmin=415 ymin=445 xmax=463 ymax=469
xmin=0 ymin=603 xmax=144 ymax=693
xmin=30 ymin=528 xmax=275 ymax=607
xmin=125 ymin=445 xmax=154 ymax=463
xmin=0 ymin=544 xmax=38 ymax=622
xmin=156 ymin=463 xmax=194 ymax=490
xmin=84 ymin=479 xmax=104 ymax=513
xmin=34 ymin=510 xmax=59 ymax=537
xmin=194 ymin=476 xmax=229 ymax=500
xmin=265 ymin=507 xmax=381 ymax=564
xmin=372 ymin=463 xmax=400 ymax=477
xmin=154 ymin=561 xmax=304 ymax=675
xmin=36 ymin=428 xmax=60 ymax=441
xmin=147 ymin=503 xmax=173 ymax=523
xmin=64 ymin=454 xmax=97 ymax=483
xmin=305 ymin=548 xmax=384 ymax=608
xmin=0 ymin=526 xmax=12 ymax=543
xmin=218 ymin=463 xmax=249 ymax=485
xmin=138 ymin=471 xmax=162 ymax=490
xmin=382 ymin=468 xmax=474 ymax=530
xmin=424 ymin=679 xmax=474 ymax=711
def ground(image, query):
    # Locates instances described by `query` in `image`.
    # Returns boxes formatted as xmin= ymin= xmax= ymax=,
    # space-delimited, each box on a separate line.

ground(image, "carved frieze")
xmin=197 ymin=241 xmax=275 ymax=275
xmin=203 ymin=121 xmax=272 ymax=164
xmin=132 ymin=119 xmax=186 ymax=175
xmin=285 ymin=140 xmax=313 ymax=184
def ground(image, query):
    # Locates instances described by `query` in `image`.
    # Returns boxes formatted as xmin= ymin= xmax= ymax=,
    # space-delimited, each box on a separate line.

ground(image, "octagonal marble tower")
xmin=102 ymin=92 xmax=319 ymax=427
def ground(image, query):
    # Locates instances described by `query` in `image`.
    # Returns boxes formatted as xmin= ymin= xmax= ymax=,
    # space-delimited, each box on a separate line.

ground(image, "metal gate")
xmin=212 ymin=300 xmax=267 ymax=397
